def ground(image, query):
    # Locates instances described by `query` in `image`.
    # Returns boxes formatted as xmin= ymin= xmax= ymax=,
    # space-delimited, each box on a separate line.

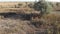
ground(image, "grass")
xmin=42 ymin=13 xmax=60 ymax=34
xmin=0 ymin=2 xmax=60 ymax=34
xmin=0 ymin=11 xmax=60 ymax=34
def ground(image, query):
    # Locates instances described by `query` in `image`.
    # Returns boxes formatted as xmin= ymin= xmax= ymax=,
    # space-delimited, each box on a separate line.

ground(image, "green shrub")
xmin=33 ymin=0 xmax=53 ymax=17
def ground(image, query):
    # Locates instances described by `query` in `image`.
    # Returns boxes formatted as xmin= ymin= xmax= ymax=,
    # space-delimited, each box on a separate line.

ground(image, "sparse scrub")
xmin=42 ymin=14 xmax=60 ymax=34
xmin=32 ymin=0 xmax=53 ymax=18
xmin=0 ymin=1 xmax=60 ymax=34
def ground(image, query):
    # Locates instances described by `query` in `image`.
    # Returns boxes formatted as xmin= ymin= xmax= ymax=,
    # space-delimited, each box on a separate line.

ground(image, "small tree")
xmin=33 ymin=0 xmax=53 ymax=17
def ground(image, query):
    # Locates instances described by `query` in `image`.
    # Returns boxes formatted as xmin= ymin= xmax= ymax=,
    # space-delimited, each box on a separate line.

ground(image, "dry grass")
xmin=0 ymin=18 xmax=35 ymax=34
xmin=0 ymin=2 xmax=60 ymax=34
xmin=42 ymin=13 xmax=60 ymax=34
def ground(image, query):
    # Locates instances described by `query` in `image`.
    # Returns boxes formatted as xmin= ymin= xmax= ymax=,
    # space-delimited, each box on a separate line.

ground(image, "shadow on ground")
xmin=0 ymin=12 xmax=32 ymax=20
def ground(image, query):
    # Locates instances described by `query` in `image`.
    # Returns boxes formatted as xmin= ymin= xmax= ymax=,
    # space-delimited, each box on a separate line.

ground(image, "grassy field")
xmin=0 ymin=2 xmax=60 ymax=34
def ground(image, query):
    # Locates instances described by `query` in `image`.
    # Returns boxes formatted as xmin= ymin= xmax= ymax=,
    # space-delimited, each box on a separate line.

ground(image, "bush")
xmin=33 ymin=0 xmax=53 ymax=17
